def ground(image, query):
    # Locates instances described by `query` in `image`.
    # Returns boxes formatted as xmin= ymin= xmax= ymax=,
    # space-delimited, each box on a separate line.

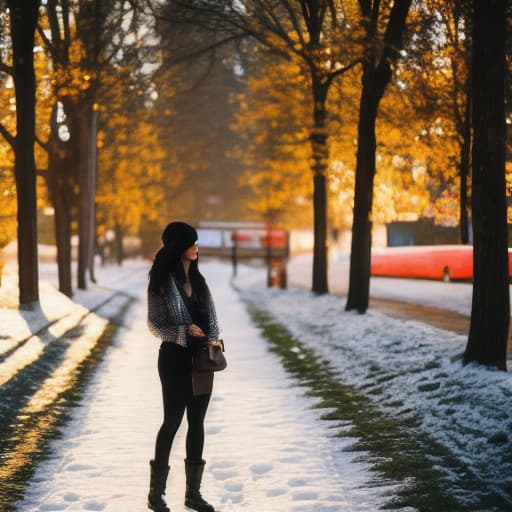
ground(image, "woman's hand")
xmin=188 ymin=324 xmax=205 ymax=337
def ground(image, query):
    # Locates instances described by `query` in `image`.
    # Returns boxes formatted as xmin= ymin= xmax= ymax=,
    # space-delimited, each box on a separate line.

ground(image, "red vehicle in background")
xmin=370 ymin=245 xmax=512 ymax=282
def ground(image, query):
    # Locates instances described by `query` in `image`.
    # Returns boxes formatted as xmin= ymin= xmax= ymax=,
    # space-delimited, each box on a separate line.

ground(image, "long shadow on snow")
xmin=0 ymin=298 xmax=133 ymax=512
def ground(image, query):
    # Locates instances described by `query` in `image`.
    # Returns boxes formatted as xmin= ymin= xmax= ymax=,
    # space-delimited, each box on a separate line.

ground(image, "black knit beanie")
xmin=161 ymin=221 xmax=198 ymax=255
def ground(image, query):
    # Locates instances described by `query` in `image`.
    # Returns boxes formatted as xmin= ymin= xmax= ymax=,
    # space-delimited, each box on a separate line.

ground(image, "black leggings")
xmin=153 ymin=342 xmax=211 ymax=467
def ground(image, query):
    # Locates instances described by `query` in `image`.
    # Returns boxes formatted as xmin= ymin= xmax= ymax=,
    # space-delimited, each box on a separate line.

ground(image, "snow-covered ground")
xmin=3 ymin=253 xmax=512 ymax=510
xmin=236 ymin=261 xmax=512 ymax=510
xmin=13 ymin=260 xmax=396 ymax=512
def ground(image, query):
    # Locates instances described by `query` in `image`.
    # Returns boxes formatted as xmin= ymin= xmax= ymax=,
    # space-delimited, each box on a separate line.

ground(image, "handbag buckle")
xmin=208 ymin=339 xmax=224 ymax=352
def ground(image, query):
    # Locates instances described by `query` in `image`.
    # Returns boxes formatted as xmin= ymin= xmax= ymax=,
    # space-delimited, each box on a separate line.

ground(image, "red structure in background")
xmin=231 ymin=228 xmax=288 ymax=251
xmin=258 ymin=229 xmax=289 ymax=249
xmin=371 ymin=245 xmax=512 ymax=281
xmin=232 ymin=228 xmax=289 ymax=288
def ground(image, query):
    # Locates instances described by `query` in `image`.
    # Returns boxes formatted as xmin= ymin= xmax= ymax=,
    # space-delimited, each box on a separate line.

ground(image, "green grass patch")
xmin=248 ymin=306 xmax=508 ymax=512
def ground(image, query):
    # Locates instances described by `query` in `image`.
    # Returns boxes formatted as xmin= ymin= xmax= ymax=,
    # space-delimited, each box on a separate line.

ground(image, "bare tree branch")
xmin=35 ymin=134 xmax=48 ymax=152
xmin=0 ymin=60 xmax=13 ymax=74
xmin=280 ymin=0 xmax=307 ymax=47
xmin=0 ymin=121 xmax=15 ymax=148
xmin=36 ymin=23 xmax=55 ymax=60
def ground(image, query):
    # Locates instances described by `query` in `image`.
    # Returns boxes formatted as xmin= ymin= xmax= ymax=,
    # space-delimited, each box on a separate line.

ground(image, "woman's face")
xmin=182 ymin=241 xmax=199 ymax=262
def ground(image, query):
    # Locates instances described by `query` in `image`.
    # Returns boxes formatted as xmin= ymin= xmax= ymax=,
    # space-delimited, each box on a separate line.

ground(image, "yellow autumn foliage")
xmin=0 ymin=30 xmax=54 ymax=252
xmin=231 ymin=52 xmax=313 ymax=227
xmin=0 ymin=72 xmax=17 ymax=249
xmin=168 ymin=3 xmax=509 ymax=239
xmin=231 ymin=41 xmax=444 ymax=232
xmin=50 ymin=39 xmax=96 ymax=100
xmin=96 ymin=73 xmax=166 ymax=236
xmin=0 ymin=150 xmax=16 ymax=250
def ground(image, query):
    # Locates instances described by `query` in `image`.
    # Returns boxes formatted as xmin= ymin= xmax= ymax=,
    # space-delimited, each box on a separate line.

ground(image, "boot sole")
xmin=147 ymin=500 xmax=170 ymax=512
xmin=184 ymin=501 xmax=215 ymax=512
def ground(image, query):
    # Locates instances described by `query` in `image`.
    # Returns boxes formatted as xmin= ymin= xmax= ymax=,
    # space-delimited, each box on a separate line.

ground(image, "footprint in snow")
xmin=266 ymin=488 xmax=287 ymax=497
xmin=292 ymin=490 xmax=319 ymax=501
xmin=83 ymin=500 xmax=105 ymax=511
xmin=65 ymin=463 xmax=94 ymax=472
xmin=63 ymin=492 xmax=79 ymax=502
xmin=224 ymin=481 xmax=243 ymax=492
xmin=212 ymin=469 xmax=237 ymax=481
xmin=249 ymin=463 xmax=272 ymax=475
xmin=288 ymin=478 xmax=308 ymax=487
xmin=39 ymin=504 xmax=67 ymax=511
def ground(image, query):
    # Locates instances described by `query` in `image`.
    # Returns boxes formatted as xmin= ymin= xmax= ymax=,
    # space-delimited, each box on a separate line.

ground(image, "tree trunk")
xmin=8 ymin=0 xmax=40 ymax=307
xmin=77 ymin=102 xmax=96 ymax=289
xmin=48 ymin=103 xmax=73 ymax=297
xmin=346 ymin=69 xmax=378 ymax=313
xmin=53 ymin=186 xmax=73 ymax=297
xmin=87 ymin=108 xmax=98 ymax=284
xmin=459 ymin=144 xmax=470 ymax=244
xmin=459 ymin=89 xmax=471 ymax=244
xmin=310 ymin=75 xmax=329 ymax=294
xmin=464 ymin=0 xmax=508 ymax=370
xmin=114 ymin=222 xmax=124 ymax=266
xmin=346 ymin=0 xmax=412 ymax=313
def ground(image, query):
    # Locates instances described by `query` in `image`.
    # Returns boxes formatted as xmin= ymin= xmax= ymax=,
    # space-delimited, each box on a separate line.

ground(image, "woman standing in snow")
xmin=147 ymin=221 xmax=219 ymax=512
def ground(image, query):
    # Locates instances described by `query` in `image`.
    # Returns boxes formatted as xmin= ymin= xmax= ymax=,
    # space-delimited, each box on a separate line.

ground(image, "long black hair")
xmin=148 ymin=222 xmax=207 ymax=301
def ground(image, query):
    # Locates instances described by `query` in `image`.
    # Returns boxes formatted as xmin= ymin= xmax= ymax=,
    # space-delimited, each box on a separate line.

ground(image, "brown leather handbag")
xmin=191 ymin=337 xmax=227 ymax=372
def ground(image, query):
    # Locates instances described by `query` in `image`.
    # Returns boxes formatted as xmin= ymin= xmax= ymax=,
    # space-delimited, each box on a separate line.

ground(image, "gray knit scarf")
xmin=148 ymin=275 xmax=220 ymax=347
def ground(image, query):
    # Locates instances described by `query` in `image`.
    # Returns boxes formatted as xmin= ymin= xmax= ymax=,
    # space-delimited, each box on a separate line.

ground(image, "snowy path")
xmin=17 ymin=261 xmax=391 ymax=512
